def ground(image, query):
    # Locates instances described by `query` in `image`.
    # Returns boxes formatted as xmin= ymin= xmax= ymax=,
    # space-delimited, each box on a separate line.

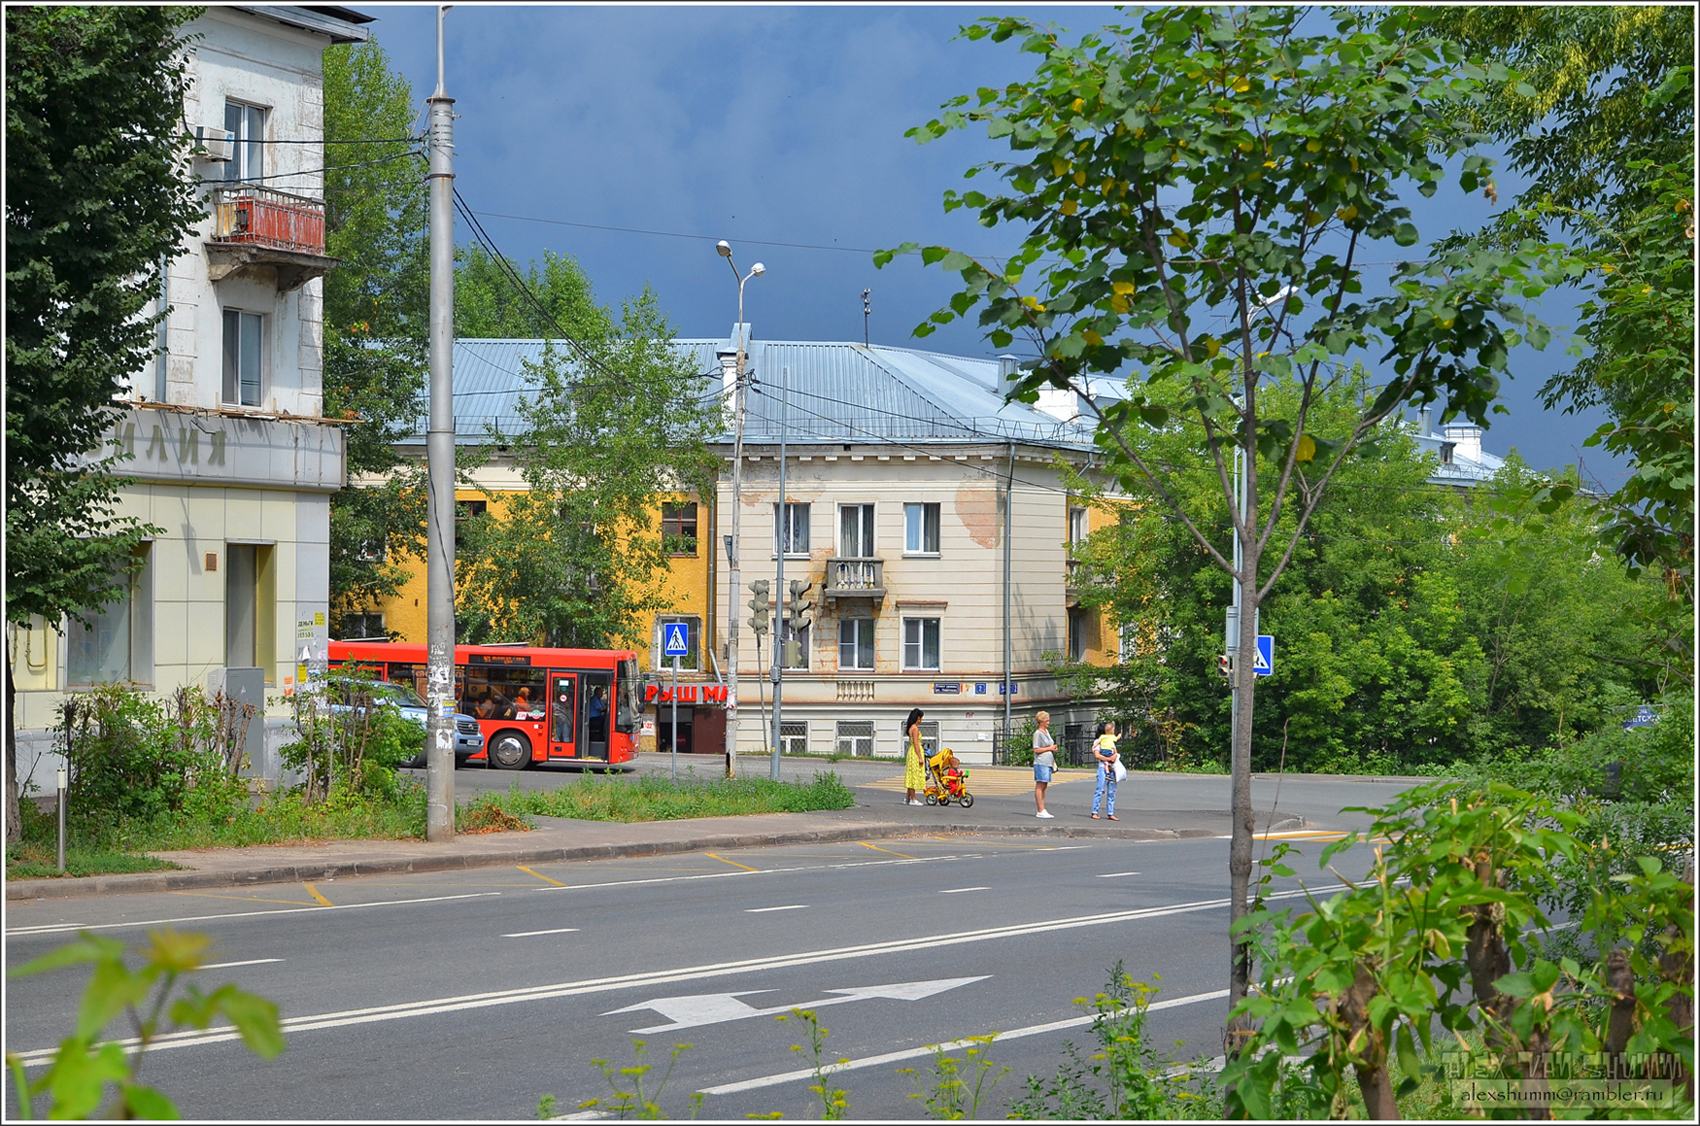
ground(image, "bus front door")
xmin=548 ymin=674 xmax=578 ymax=758
xmin=582 ymin=672 xmax=611 ymax=760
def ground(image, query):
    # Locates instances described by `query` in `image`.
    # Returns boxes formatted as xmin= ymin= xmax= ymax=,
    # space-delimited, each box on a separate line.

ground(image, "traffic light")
xmin=1218 ymin=654 xmax=1232 ymax=679
xmin=786 ymin=578 xmax=815 ymax=632
xmin=782 ymin=637 xmax=803 ymax=668
xmin=748 ymin=579 xmax=771 ymax=635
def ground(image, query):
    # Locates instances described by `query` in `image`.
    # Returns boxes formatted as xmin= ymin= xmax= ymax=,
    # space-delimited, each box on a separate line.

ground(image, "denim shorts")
xmin=1034 ymin=763 xmax=1054 ymax=783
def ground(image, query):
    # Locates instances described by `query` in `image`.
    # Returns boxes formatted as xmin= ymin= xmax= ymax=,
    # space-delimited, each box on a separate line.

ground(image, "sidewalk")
xmin=5 ymin=764 xmax=1304 ymax=902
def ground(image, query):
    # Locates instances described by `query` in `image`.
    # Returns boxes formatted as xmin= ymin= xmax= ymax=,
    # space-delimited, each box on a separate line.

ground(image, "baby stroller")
xmin=924 ymin=748 xmax=975 ymax=808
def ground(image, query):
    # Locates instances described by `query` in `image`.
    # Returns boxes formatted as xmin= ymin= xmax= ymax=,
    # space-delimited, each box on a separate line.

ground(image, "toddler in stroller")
xmin=924 ymin=748 xmax=975 ymax=808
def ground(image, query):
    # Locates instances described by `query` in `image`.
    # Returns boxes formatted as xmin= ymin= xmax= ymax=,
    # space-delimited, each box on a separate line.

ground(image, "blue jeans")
xmin=1093 ymin=761 xmax=1117 ymax=815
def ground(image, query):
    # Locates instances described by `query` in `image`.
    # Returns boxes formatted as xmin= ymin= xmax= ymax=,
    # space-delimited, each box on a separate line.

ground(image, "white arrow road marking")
xmin=11 ymin=888 xmax=1320 ymax=1066
xmin=605 ymin=977 xmax=990 ymax=1034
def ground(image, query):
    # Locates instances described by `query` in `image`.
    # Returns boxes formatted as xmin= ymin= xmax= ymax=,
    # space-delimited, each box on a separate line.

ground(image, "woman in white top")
xmin=1031 ymin=710 xmax=1056 ymax=818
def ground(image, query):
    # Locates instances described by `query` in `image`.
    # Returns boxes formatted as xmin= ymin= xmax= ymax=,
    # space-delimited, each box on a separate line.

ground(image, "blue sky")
xmin=358 ymin=3 xmax=1623 ymax=482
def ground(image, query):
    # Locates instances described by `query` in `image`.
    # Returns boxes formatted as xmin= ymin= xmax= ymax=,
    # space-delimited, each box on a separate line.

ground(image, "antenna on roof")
xmin=861 ymin=288 xmax=871 ymax=347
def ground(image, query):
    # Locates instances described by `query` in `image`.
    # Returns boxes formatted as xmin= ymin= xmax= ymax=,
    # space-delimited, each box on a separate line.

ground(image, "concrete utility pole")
xmin=771 ymin=365 xmax=787 ymax=781
xmin=716 ymin=241 xmax=763 ymax=778
xmin=424 ymin=4 xmax=456 ymax=841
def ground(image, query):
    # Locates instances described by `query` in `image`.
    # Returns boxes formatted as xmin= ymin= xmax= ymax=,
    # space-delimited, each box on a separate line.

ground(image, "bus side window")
xmin=552 ymin=677 xmax=576 ymax=745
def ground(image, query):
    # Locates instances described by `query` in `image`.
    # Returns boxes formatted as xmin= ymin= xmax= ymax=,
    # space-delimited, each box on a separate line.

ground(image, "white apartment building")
xmin=8 ymin=6 xmax=370 ymax=780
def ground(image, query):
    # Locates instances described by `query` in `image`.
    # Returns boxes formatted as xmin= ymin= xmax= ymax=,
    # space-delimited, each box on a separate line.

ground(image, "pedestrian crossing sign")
xmin=1254 ymin=634 xmax=1274 ymax=676
xmin=663 ymin=622 xmax=690 ymax=657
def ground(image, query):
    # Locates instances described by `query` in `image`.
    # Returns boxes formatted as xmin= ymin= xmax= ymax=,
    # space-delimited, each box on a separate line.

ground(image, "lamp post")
xmin=716 ymin=240 xmax=763 ymax=778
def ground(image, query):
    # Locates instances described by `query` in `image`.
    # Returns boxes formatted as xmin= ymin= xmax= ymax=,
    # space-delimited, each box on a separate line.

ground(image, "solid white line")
xmin=13 ymin=886 xmax=1318 ymax=1067
xmin=200 ymin=958 xmax=285 ymax=970
xmin=745 ymin=905 xmax=807 ymax=913
xmin=697 ymin=986 xmax=1232 ymax=1096
xmin=1034 ymin=845 xmax=1090 ymax=851
xmin=939 ymin=887 xmax=989 ymax=894
xmin=3 ymin=891 xmax=503 ymax=938
xmin=1097 ymin=872 xmax=1139 ymax=878
xmin=503 ymin=927 xmax=581 ymax=938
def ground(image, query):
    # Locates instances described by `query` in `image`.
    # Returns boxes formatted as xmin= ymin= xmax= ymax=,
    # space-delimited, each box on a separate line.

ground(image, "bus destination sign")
xmin=469 ymin=653 xmax=532 ymax=667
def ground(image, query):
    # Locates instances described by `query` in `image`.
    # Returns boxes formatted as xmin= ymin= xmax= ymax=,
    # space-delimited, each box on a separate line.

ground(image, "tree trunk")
xmin=1661 ymin=861 xmax=1694 ymax=1103
xmin=1604 ymin=947 xmax=1636 ymax=1056
xmin=5 ymin=658 xmax=19 ymax=845
xmin=1339 ymin=962 xmax=1401 ymax=1119
xmin=1465 ymin=851 xmax=1513 ymax=1041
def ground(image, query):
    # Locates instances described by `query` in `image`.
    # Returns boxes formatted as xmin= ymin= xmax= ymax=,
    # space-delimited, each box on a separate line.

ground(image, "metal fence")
xmin=992 ymin=718 xmax=1193 ymax=772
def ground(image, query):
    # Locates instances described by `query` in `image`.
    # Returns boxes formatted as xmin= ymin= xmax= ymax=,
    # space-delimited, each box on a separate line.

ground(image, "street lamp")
xmin=717 ymin=241 xmax=763 ymax=778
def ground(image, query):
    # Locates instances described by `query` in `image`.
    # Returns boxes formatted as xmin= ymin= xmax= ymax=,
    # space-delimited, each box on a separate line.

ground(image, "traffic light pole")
xmin=771 ymin=365 xmax=787 ymax=782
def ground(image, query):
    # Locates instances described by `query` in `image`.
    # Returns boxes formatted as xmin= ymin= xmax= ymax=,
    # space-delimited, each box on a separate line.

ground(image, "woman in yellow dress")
xmin=903 ymin=708 xmax=926 ymax=806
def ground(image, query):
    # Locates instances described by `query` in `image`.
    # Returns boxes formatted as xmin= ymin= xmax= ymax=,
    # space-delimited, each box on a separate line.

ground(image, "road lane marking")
xmin=504 ymin=927 xmax=581 ymax=938
xmin=697 ymin=984 xmax=1233 ymax=1096
xmin=518 ymin=865 xmax=567 ymax=887
xmin=4 ymin=892 xmax=503 ymax=938
xmin=303 ymin=882 xmax=333 ymax=907
xmin=168 ymin=890 xmax=321 ymax=907
xmin=531 ymin=853 xmax=971 ymax=898
xmin=200 ymin=958 xmax=284 ymax=970
xmin=745 ymin=905 xmax=807 ymax=913
xmin=10 ymin=885 xmax=1324 ymax=1065
xmin=1034 ymin=845 xmax=1090 ymax=852
xmin=1097 ymin=872 xmax=1139 ymax=878
xmin=607 ymin=976 xmax=990 ymax=1034
xmin=705 ymin=852 xmax=760 ymax=872
xmin=859 ymin=842 xmax=915 ymax=859
xmin=939 ymin=887 xmax=988 ymax=894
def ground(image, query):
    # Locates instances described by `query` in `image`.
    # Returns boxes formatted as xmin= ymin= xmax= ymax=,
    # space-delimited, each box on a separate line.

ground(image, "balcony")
xmin=205 ymin=185 xmax=338 ymax=292
xmin=823 ymin=557 xmax=885 ymax=602
xmin=1066 ymin=556 xmax=1082 ymax=606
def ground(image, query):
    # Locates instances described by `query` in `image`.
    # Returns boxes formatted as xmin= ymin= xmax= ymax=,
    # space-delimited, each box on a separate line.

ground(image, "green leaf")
xmin=9 ymin=934 xmax=126 ymax=979
xmin=217 ymin=990 xmax=285 ymax=1059
xmin=1393 ymin=222 xmax=1419 ymax=247
xmin=118 ymin=1084 xmax=179 ymax=1120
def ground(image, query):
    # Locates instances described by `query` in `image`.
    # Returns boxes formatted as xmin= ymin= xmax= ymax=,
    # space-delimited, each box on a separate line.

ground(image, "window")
xmin=836 ymin=720 xmax=875 ymax=757
xmin=780 ymin=721 xmax=808 ymax=756
xmin=918 ymin=720 xmax=940 ymax=757
xmin=654 ymin=615 xmax=700 ymax=671
xmin=460 ymin=666 xmax=546 ymax=722
xmin=1068 ymin=506 xmax=1089 ymax=550
xmin=903 ymin=617 xmax=940 ymax=670
xmin=455 ymin=499 xmax=487 ymax=549
xmin=67 ymin=547 xmax=152 ymax=686
xmin=1069 ymin=608 xmax=1088 ymax=662
xmin=838 ymin=618 xmax=875 ymax=670
xmin=223 ymin=101 xmax=265 ymax=182
xmin=839 ymin=504 xmax=875 ymax=558
xmin=905 ymin=502 xmax=940 ymax=555
xmin=225 ymin=543 xmax=275 ymax=673
xmin=779 ymin=622 xmax=809 ymax=669
xmin=340 ymin=613 xmax=386 ymax=640
xmin=661 ymin=502 xmax=698 ymax=556
xmin=222 ymin=309 xmax=263 ymax=406
xmin=1119 ymin=621 xmax=1139 ymax=662
xmin=774 ymin=502 xmax=810 ymax=556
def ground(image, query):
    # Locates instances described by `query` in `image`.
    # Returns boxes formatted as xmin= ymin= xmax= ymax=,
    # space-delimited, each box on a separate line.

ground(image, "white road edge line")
xmin=939 ymin=887 xmax=989 ymax=894
xmin=200 ymin=958 xmax=284 ymax=970
xmin=4 ymin=892 xmax=504 ymax=938
xmin=1096 ymin=872 xmax=1139 ymax=878
xmin=745 ymin=905 xmax=807 ymax=913
xmin=12 ymin=887 xmax=1320 ymax=1067
xmin=696 ymin=986 xmax=1232 ymax=1097
xmin=504 ymin=927 xmax=581 ymax=938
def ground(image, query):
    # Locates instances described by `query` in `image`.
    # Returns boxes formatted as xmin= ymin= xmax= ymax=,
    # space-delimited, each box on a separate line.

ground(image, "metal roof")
xmin=413 ymin=331 xmax=1102 ymax=452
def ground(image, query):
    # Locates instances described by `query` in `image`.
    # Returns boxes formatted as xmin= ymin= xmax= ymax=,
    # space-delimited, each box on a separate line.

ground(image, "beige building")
xmin=8 ymin=6 xmax=371 ymax=780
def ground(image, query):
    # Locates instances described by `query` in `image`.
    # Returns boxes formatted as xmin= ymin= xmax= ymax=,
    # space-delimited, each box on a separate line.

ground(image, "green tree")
xmin=454 ymin=243 xmax=612 ymax=341
xmin=5 ymin=5 xmax=202 ymax=843
xmin=321 ymin=35 xmax=430 ymax=638
xmin=455 ymin=290 xmax=717 ymax=649
xmin=880 ymin=6 xmax=1569 ymax=1038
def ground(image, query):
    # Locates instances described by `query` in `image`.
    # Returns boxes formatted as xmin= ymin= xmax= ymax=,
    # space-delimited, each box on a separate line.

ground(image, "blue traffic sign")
xmin=1622 ymin=704 xmax=1659 ymax=730
xmin=663 ymin=622 xmax=690 ymax=657
xmin=1254 ymin=635 xmax=1274 ymax=677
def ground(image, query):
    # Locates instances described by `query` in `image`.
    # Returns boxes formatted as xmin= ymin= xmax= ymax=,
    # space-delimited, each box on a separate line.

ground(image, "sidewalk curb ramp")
xmin=5 ymin=813 xmax=1303 ymax=903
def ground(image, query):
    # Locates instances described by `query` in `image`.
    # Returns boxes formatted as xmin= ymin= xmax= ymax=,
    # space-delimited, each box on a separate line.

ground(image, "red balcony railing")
xmin=210 ymin=185 xmax=325 ymax=256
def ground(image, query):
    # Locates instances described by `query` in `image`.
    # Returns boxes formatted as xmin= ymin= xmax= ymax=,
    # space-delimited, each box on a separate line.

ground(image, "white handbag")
xmin=1112 ymin=759 xmax=1128 ymax=783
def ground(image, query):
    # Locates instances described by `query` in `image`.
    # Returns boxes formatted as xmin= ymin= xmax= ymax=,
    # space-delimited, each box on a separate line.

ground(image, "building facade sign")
xmin=92 ymin=409 xmax=345 ymax=492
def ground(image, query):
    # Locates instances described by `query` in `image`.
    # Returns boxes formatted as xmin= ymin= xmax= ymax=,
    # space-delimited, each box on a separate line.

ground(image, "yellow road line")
xmin=170 ymin=890 xmax=318 ymax=907
xmin=859 ymin=842 xmax=916 ymax=860
xmin=517 ymin=865 xmax=566 ymax=887
xmin=705 ymin=852 xmax=759 ymax=873
xmin=302 ymin=882 xmax=332 ymax=907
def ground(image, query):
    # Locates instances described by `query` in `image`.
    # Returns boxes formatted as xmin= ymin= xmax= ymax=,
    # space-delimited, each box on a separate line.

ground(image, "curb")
xmin=5 ymin=814 xmax=1303 ymax=902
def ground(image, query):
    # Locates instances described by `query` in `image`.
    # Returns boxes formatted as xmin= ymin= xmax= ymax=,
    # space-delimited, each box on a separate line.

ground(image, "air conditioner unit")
xmin=195 ymin=125 xmax=235 ymax=162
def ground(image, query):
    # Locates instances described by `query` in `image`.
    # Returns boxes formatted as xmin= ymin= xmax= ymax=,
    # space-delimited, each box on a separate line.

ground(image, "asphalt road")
xmin=5 ymin=822 xmax=1394 ymax=1121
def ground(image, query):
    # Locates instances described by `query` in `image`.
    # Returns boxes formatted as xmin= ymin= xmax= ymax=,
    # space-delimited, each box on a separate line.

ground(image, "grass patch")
xmin=6 ymin=840 xmax=181 ymax=880
xmin=487 ymin=771 xmax=857 ymax=823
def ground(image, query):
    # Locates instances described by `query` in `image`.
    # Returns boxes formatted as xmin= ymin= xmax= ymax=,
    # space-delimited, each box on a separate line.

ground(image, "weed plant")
xmin=489 ymin=771 xmax=856 ymax=823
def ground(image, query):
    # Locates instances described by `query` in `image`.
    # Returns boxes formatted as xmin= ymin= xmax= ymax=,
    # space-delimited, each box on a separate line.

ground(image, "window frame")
xmin=1068 ymin=607 xmax=1088 ymax=662
xmin=837 ymin=617 xmax=875 ymax=671
xmin=65 ymin=546 xmax=152 ymax=687
xmin=661 ymin=501 xmax=699 ymax=557
xmin=902 ymin=616 xmax=941 ymax=671
xmin=773 ymin=501 xmax=811 ymax=558
xmin=223 ymin=100 xmax=266 ymax=183
xmin=221 ymin=308 xmax=264 ymax=407
xmin=838 ymin=503 xmax=876 ymax=559
xmin=904 ymin=502 xmax=941 ymax=556
xmin=1068 ymin=505 xmax=1089 ymax=550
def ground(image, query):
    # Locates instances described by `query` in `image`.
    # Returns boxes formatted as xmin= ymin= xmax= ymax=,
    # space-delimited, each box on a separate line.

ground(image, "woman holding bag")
xmin=1091 ymin=720 xmax=1121 ymax=820
xmin=1031 ymin=711 xmax=1056 ymax=818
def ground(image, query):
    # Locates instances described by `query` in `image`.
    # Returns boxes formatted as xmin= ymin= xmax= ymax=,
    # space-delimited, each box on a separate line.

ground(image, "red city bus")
xmin=328 ymin=641 xmax=641 ymax=768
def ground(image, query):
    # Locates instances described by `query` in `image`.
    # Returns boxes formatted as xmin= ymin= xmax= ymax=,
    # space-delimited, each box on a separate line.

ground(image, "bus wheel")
xmin=490 ymin=731 xmax=530 ymax=770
